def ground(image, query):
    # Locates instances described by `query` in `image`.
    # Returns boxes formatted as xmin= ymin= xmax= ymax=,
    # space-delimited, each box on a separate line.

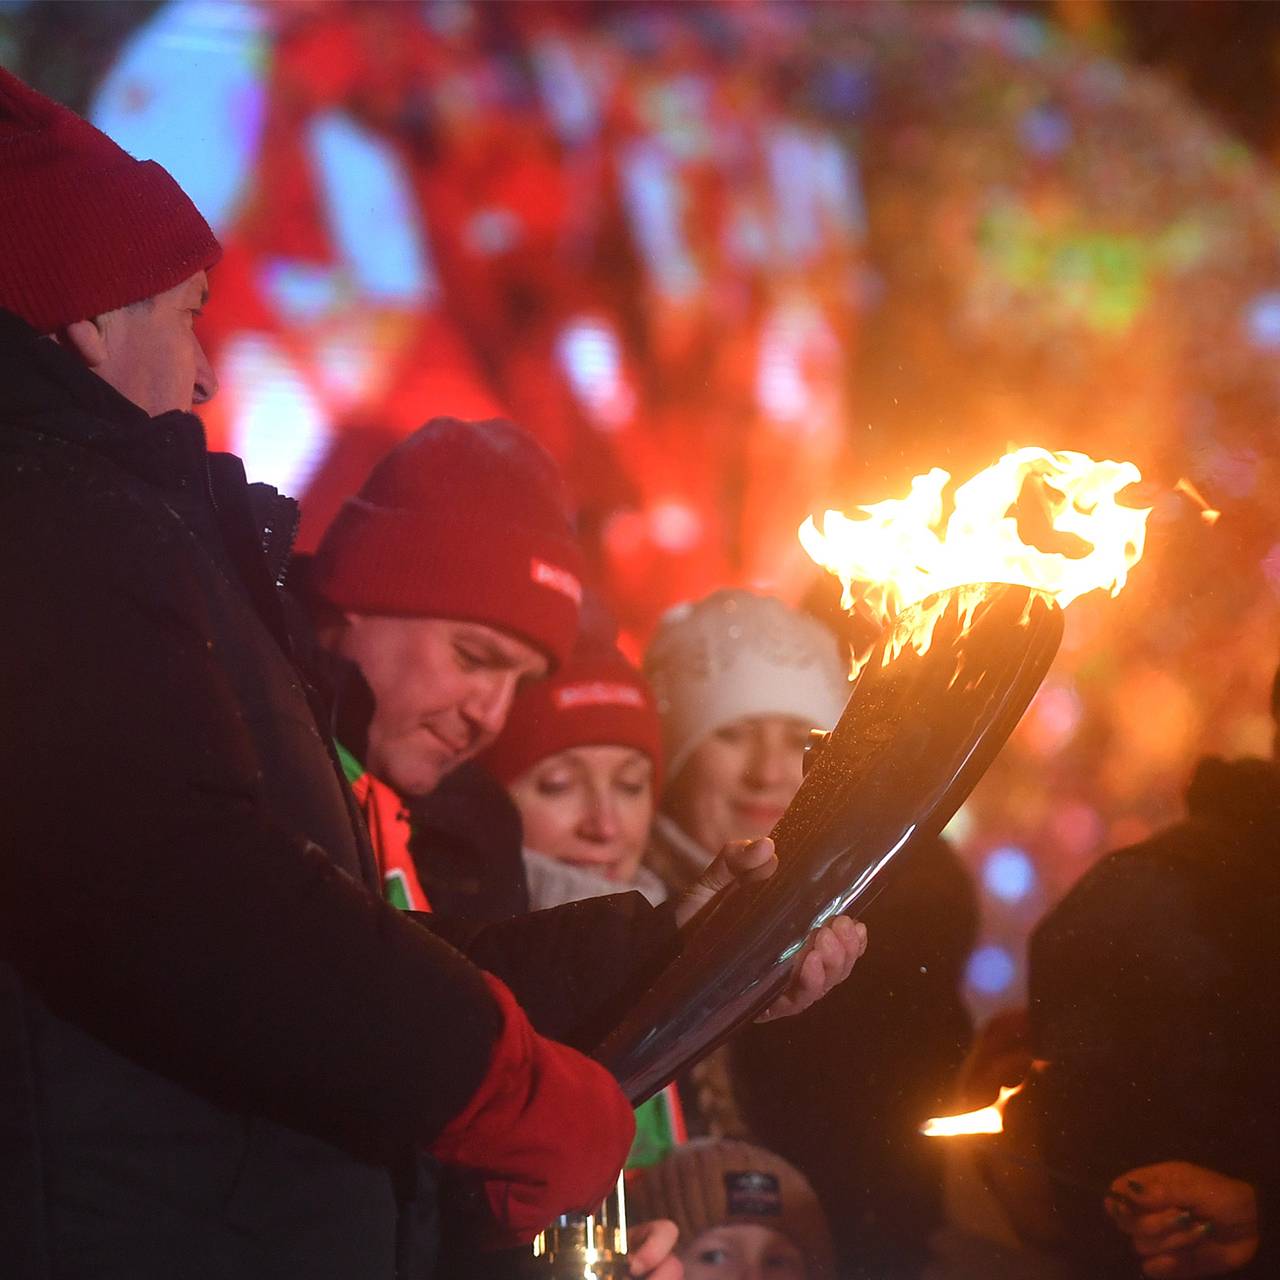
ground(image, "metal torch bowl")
xmin=592 ymin=582 xmax=1063 ymax=1104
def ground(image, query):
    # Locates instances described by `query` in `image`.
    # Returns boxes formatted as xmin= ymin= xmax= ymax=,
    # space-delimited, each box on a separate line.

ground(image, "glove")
xmin=429 ymin=971 xmax=634 ymax=1245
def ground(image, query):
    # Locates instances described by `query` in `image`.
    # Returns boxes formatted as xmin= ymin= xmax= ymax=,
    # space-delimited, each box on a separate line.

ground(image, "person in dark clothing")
xmin=0 ymin=67 xmax=644 ymax=1279
xmin=302 ymin=418 xmax=867 ymax=1036
xmin=635 ymin=586 xmax=975 ymax=1276
xmin=409 ymin=761 xmax=531 ymax=920
xmin=731 ymin=834 xmax=978 ymax=1280
xmin=1027 ymin=741 xmax=1280 ymax=1279
xmin=301 ymin=418 xmax=869 ymax=1274
xmin=0 ymin=63 xmax=866 ymax=1280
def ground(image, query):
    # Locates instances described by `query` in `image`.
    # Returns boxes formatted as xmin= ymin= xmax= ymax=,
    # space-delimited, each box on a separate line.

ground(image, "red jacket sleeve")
xmin=429 ymin=972 xmax=635 ymax=1245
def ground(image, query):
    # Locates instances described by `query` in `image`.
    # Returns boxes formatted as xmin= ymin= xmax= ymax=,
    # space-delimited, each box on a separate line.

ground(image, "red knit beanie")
xmin=479 ymin=644 xmax=664 ymax=791
xmin=312 ymin=417 xmax=586 ymax=669
xmin=0 ymin=66 xmax=221 ymax=334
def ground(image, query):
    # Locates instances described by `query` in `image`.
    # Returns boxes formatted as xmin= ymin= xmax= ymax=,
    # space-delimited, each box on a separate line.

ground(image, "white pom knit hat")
xmin=643 ymin=589 xmax=850 ymax=785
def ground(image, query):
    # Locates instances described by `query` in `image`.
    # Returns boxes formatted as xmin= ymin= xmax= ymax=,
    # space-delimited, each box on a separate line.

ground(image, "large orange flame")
xmin=800 ymin=447 xmax=1151 ymax=672
xmin=920 ymin=1081 xmax=1025 ymax=1137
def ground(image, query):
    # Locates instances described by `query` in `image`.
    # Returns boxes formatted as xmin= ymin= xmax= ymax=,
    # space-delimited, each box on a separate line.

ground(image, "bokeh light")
xmin=965 ymin=945 xmax=1018 ymax=998
xmin=982 ymin=846 xmax=1038 ymax=905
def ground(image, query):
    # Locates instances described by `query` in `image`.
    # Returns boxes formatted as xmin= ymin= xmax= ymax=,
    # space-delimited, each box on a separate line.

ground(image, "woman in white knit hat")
xmin=642 ymin=589 xmax=850 ymax=896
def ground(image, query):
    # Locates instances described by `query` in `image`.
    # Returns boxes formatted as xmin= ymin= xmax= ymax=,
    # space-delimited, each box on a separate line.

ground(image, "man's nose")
xmin=193 ymin=342 xmax=218 ymax=406
xmin=463 ymin=672 xmax=519 ymax=741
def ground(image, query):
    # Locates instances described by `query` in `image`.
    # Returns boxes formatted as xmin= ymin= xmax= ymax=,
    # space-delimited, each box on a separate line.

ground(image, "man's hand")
xmin=627 ymin=1218 xmax=682 ymax=1278
xmin=672 ymin=838 xmax=867 ymax=1022
xmin=1106 ymin=1162 xmax=1260 ymax=1278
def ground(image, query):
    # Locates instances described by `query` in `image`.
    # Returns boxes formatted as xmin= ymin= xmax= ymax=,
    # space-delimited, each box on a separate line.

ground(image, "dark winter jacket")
xmin=729 ymin=834 xmax=977 ymax=1280
xmin=409 ymin=762 xmax=530 ymax=922
xmin=0 ymin=311 xmax=676 ymax=1278
xmin=1029 ymin=756 xmax=1280 ymax=1278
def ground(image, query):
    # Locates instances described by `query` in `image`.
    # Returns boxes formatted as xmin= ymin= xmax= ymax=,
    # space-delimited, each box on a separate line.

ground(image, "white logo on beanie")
xmin=555 ymin=682 xmax=646 ymax=710
xmin=530 ymin=556 xmax=583 ymax=604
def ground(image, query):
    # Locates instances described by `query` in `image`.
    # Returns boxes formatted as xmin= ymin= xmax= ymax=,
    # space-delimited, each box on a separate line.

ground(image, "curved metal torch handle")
xmin=592 ymin=583 xmax=1064 ymax=1104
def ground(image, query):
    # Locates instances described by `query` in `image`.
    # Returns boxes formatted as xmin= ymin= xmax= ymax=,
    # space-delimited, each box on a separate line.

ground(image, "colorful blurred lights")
xmin=1261 ymin=542 xmax=1280 ymax=596
xmin=649 ymin=501 xmax=704 ymax=553
xmin=1019 ymin=105 xmax=1072 ymax=157
xmin=1245 ymin=292 xmax=1280 ymax=349
xmin=1049 ymin=801 xmax=1104 ymax=861
xmin=966 ymin=945 xmax=1017 ymax=997
xmin=1020 ymin=681 xmax=1083 ymax=756
xmin=306 ymin=112 xmax=436 ymax=306
xmin=91 ymin=0 xmax=267 ymax=234
xmin=982 ymin=846 xmax=1037 ymax=903
xmin=557 ymin=317 xmax=635 ymax=431
xmin=224 ymin=334 xmax=328 ymax=496
xmin=755 ymin=300 xmax=840 ymax=430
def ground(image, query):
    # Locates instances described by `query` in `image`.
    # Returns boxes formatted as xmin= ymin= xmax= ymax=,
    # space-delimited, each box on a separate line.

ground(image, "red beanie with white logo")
xmin=312 ymin=417 xmax=585 ymax=669
xmin=479 ymin=644 xmax=663 ymax=791
xmin=0 ymin=67 xmax=221 ymax=335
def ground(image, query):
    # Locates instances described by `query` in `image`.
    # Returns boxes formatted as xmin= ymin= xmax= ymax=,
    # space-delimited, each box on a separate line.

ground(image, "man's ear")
xmin=58 ymin=317 xmax=110 ymax=369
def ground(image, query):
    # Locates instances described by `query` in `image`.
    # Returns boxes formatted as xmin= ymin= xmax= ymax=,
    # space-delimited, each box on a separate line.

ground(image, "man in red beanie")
xmin=314 ymin=416 xmax=587 ymax=798
xmin=304 ymin=418 xmax=864 ymax=1025
xmin=0 ymin=66 xmax=645 ymax=1280
xmin=301 ymin=419 xmax=866 ymax=1278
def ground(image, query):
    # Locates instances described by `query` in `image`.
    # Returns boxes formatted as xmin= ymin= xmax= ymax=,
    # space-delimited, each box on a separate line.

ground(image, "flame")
xmin=920 ymin=1081 xmax=1025 ymax=1137
xmin=1173 ymin=476 xmax=1220 ymax=526
xmin=801 ymin=447 xmax=1151 ymax=673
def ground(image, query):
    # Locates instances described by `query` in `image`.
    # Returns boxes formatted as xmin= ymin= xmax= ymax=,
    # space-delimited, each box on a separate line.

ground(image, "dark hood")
xmin=1185 ymin=755 xmax=1280 ymax=829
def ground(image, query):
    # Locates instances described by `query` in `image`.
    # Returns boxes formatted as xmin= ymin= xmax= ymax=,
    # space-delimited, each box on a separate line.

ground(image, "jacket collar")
xmin=645 ymin=813 xmax=715 ymax=895
xmin=0 ymin=307 xmax=304 ymax=650
xmin=522 ymin=846 xmax=668 ymax=911
xmin=0 ymin=307 xmax=151 ymax=436
xmin=0 ymin=306 xmax=212 ymax=480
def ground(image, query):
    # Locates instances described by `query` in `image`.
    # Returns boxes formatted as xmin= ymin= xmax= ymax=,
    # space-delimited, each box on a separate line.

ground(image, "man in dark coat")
xmin=1027 ymin=729 xmax=1280 ymax=1277
xmin=297 ymin=415 xmax=870 ymax=1273
xmin=0 ymin=68 xmax=863 ymax=1280
xmin=0 ymin=66 xmax=641 ymax=1280
xmin=298 ymin=415 xmax=868 ymax=1030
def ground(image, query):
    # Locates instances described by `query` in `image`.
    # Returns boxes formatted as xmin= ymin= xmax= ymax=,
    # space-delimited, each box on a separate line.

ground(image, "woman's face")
xmin=682 ymin=1224 xmax=808 ymax=1280
xmin=663 ymin=715 xmax=812 ymax=852
xmin=508 ymin=744 xmax=654 ymax=883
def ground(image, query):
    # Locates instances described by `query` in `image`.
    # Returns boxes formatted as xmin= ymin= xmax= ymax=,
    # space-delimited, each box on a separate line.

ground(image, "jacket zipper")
xmin=261 ymin=491 xmax=301 ymax=589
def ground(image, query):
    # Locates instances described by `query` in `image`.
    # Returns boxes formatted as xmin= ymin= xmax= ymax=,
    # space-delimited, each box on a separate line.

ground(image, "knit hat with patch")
xmin=626 ymin=1138 xmax=836 ymax=1279
xmin=643 ymin=589 xmax=849 ymax=785
xmin=0 ymin=66 xmax=221 ymax=334
xmin=312 ymin=417 xmax=585 ymax=669
xmin=479 ymin=641 xmax=663 ymax=791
